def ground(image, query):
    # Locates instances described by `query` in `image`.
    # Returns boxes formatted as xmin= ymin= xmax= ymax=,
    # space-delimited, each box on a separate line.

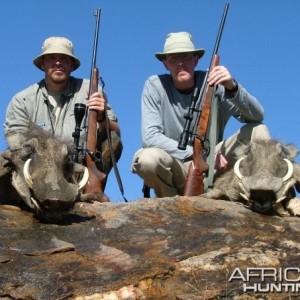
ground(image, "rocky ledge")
xmin=0 ymin=196 xmax=300 ymax=300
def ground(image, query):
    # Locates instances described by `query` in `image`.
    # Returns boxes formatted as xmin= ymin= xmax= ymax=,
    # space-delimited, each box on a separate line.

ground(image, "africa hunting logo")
xmin=228 ymin=267 xmax=300 ymax=293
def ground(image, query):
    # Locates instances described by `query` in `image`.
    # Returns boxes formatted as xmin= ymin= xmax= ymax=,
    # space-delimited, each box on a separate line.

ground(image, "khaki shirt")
xmin=5 ymin=76 xmax=117 ymax=147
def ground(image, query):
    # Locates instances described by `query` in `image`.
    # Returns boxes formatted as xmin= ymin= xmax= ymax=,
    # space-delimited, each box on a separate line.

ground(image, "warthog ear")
xmin=0 ymin=151 xmax=13 ymax=176
xmin=1 ymin=150 xmax=12 ymax=161
xmin=20 ymin=138 xmax=39 ymax=160
xmin=281 ymin=144 xmax=299 ymax=161
xmin=234 ymin=143 xmax=250 ymax=158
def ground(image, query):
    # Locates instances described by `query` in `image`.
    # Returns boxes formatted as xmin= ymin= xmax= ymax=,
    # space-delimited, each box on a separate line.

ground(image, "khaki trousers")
xmin=131 ymin=123 xmax=271 ymax=197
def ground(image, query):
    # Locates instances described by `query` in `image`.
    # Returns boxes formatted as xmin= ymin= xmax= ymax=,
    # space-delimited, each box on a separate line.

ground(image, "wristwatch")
xmin=225 ymin=78 xmax=238 ymax=96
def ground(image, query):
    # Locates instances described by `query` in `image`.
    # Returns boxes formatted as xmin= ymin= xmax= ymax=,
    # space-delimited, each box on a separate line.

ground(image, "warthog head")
xmin=205 ymin=140 xmax=300 ymax=215
xmin=2 ymin=126 xmax=88 ymax=221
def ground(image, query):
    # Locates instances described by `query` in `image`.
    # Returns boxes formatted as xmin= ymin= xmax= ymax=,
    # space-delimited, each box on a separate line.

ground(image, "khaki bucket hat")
xmin=155 ymin=32 xmax=205 ymax=61
xmin=33 ymin=37 xmax=81 ymax=71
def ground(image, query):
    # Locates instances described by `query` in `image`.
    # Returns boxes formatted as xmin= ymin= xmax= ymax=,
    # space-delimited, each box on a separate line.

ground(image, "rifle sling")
xmin=104 ymin=108 xmax=128 ymax=202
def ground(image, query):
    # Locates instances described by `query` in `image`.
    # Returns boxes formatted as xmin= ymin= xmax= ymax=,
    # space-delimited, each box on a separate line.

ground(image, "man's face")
xmin=42 ymin=54 xmax=74 ymax=84
xmin=164 ymin=53 xmax=198 ymax=84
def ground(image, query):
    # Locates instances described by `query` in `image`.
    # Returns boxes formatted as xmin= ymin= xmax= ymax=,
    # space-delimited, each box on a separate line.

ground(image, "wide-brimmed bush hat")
xmin=155 ymin=32 xmax=205 ymax=61
xmin=33 ymin=36 xmax=81 ymax=71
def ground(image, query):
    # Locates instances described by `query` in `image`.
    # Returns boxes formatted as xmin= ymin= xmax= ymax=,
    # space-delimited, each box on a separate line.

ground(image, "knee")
xmin=132 ymin=148 xmax=171 ymax=176
xmin=251 ymin=123 xmax=271 ymax=140
xmin=132 ymin=148 xmax=160 ymax=174
xmin=241 ymin=123 xmax=271 ymax=141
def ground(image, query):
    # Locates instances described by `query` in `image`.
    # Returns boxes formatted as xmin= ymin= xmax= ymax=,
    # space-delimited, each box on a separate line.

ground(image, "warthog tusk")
xmin=24 ymin=158 xmax=88 ymax=191
xmin=282 ymin=158 xmax=293 ymax=183
xmin=78 ymin=167 xmax=89 ymax=190
xmin=31 ymin=197 xmax=43 ymax=212
xmin=274 ymin=195 xmax=287 ymax=204
xmin=234 ymin=157 xmax=245 ymax=181
xmin=23 ymin=158 xmax=33 ymax=189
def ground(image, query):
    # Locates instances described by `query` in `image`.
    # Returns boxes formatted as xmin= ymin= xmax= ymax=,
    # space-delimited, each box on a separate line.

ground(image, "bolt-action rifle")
xmin=72 ymin=8 xmax=127 ymax=202
xmin=178 ymin=3 xmax=229 ymax=196
xmin=83 ymin=8 xmax=107 ymax=195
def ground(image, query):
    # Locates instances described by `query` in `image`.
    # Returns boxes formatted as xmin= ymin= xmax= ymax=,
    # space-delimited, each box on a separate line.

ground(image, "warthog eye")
xmin=64 ymin=160 xmax=75 ymax=173
xmin=20 ymin=138 xmax=38 ymax=160
xmin=63 ymin=154 xmax=77 ymax=177
xmin=20 ymin=145 xmax=34 ymax=160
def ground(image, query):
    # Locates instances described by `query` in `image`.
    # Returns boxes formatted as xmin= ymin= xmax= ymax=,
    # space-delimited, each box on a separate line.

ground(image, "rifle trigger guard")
xmin=94 ymin=150 xmax=102 ymax=163
xmin=86 ymin=149 xmax=102 ymax=163
xmin=203 ymin=139 xmax=210 ymax=156
xmin=194 ymin=133 xmax=206 ymax=142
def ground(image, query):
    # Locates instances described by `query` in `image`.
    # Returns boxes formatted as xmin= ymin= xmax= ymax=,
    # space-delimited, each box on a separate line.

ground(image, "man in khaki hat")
xmin=131 ymin=31 xmax=270 ymax=197
xmin=5 ymin=36 xmax=122 ymax=201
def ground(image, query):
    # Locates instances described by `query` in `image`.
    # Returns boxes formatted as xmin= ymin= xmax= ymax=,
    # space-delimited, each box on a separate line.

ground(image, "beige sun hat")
xmin=33 ymin=36 xmax=81 ymax=71
xmin=155 ymin=32 xmax=205 ymax=61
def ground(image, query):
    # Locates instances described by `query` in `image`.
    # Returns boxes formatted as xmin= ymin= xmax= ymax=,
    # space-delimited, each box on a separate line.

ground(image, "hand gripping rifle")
xmin=178 ymin=3 xmax=229 ymax=196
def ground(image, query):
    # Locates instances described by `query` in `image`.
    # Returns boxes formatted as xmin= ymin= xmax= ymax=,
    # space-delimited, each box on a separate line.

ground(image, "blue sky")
xmin=1 ymin=0 xmax=299 ymax=202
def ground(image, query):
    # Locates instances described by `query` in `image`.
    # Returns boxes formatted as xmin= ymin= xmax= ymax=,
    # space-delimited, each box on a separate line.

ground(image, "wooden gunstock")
xmin=183 ymin=55 xmax=220 ymax=196
xmin=84 ymin=68 xmax=106 ymax=194
xmin=183 ymin=157 xmax=209 ymax=196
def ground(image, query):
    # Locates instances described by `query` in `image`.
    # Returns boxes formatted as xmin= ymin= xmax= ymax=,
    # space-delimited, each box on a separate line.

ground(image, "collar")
xmin=39 ymin=77 xmax=75 ymax=100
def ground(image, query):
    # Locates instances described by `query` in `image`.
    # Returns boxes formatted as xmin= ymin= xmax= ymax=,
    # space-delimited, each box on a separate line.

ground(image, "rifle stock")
xmin=84 ymin=67 xmax=106 ymax=194
xmin=183 ymin=54 xmax=220 ymax=196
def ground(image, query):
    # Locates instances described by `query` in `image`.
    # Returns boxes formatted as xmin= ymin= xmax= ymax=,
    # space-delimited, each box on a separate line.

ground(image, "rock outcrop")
xmin=0 ymin=197 xmax=300 ymax=299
